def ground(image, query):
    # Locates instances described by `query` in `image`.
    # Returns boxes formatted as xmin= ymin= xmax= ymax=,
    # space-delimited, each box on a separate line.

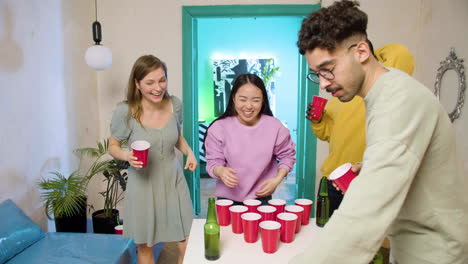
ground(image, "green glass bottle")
xmin=204 ymin=197 xmax=220 ymax=260
xmin=316 ymin=176 xmax=330 ymax=227
xmin=370 ymin=249 xmax=383 ymax=264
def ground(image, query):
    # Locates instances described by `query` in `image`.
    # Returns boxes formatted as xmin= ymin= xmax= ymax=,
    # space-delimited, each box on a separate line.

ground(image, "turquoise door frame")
xmin=182 ymin=4 xmax=320 ymax=215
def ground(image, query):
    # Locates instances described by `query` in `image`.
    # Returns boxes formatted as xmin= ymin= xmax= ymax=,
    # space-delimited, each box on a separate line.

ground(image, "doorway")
xmin=181 ymin=4 xmax=320 ymax=215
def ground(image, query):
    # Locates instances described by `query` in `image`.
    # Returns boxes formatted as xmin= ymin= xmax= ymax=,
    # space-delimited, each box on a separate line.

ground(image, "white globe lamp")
xmin=85 ymin=1 xmax=112 ymax=71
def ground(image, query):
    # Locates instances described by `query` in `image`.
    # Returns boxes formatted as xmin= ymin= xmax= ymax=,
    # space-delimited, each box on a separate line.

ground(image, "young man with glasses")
xmin=291 ymin=1 xmax=468 ymax=264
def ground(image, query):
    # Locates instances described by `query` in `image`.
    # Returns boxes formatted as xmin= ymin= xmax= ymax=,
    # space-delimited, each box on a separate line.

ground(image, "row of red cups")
xmin=215 ymin=198 xmax=313 ymax=253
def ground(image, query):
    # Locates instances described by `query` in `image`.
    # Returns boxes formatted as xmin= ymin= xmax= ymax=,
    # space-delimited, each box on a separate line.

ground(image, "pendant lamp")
xmin=85 ymin=0 xmax=112 ymax=70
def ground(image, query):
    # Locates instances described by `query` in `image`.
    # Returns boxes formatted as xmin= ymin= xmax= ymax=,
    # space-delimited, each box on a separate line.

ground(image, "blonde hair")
xmin=125 ymin=55 xmax=169 ymax=124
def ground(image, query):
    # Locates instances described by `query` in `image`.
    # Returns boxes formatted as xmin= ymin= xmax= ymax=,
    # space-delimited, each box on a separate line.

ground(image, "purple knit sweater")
xmin=204 ymin=115 xmax=296 ymax=202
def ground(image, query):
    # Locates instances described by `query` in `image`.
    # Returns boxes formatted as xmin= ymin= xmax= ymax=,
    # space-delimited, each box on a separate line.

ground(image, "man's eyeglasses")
xmin=307 ymin=44 xmax=358 ymax=84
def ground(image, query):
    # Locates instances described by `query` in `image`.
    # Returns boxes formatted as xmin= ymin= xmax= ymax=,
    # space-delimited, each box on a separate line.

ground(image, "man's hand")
xmin=332 ymin=162 xmax=362 ymax=193
xmin=306 ymin=102 xmax=323 ymax=123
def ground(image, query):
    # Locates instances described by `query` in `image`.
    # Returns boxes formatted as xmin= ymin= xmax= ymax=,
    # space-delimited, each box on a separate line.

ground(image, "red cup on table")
xmin=260 ymin=221 xmax=281 ymax=254
xmin=308 ymin=96 xmax=328 ymax=120
xmin=257 ymin=205 xmax=277 ymax=222
xmin=130 ymin=140 xmax=151 ymax=168
xmin=276 ymin=212 xmax=297 ymax=243
xmin=114 ymin=225 xmax=123 ymax=235
xmin=229 ymin=205 xmax=248 ymax=234
xmin=329 ymin=163 xmax=357 ymax=193
xmin=243 ymin=199 xmax=261 ymax=213
xmin=285 ymin=205 xmax=304 ymax=233
xmin=216 ymin=199 xmax=234 ymax=226
xmin=241 ymin=212 xmax=261 ymax=243
xmin=295 ymin=198 xmax=313 ymax=225
xmin=268 ymin=199 xmax=286 ymax=217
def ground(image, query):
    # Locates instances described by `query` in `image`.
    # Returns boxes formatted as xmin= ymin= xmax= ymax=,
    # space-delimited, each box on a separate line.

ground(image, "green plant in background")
xmin=74 ymin=138 xmax=129 ymax=218
xmin=261 ymin=58 xmax=280 ymax=88
xmin=38 ymin=171 xmax=87 ymax=219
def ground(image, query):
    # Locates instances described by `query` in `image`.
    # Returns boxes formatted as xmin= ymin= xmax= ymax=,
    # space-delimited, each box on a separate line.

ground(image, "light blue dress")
xmin=110 ymin=95 xmax=193 ymax=246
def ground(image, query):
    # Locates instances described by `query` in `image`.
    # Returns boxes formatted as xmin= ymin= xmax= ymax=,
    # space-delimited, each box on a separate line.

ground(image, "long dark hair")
xmin=202 ymin=74 xmax=273 ymax=153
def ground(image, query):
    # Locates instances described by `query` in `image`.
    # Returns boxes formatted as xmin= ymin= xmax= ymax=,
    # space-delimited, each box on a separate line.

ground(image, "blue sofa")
xmin=0 ymin=199 xmax=136 ymax=264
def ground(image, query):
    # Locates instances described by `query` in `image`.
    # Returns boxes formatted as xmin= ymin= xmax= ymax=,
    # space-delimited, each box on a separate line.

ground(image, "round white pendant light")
xmin=85 ymin=0 xmax=112 ymax=71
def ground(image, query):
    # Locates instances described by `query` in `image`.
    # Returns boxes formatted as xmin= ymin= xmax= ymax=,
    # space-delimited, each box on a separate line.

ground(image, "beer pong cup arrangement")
xmin=229 ymin=205 xmax=248 ymax=234
xmin=276 ymin=213 xmax=297 ymax=243
xmin=114 ymin=225 xmax=123 ymax=235
xmin=329 ymin=163 xmax=357 ymax=193
xmin=216 ymin=199 xmax=234 ymax=226
xmin=213 ymin=197 xmax=314 ymax=254
xmin=259 ymin=221 xmax=281 ymax=254
xmin=295 ymin=199 xmax=313 ymax=225
xmin=285 ymin=205 xmax=304 ymax=233
xmin=309 ymin=96 xmax=328 ymax=120
xmin=130 ymin=140 xmax=151 ymax=168
xmin=257 ymin=205 xmax=277 ymax=222
xmin=241 ymin=213 xmax=262 ymax=243
xmin=268 ymin=199 xmax=286 ymax=217
xmin=243 ymin=199 xmax=262 ymax=213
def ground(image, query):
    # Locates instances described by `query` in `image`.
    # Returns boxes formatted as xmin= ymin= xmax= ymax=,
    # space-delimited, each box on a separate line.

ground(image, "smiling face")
xmin=136 ymin=67 xmax=167 ymax=104
xmin=233 ymin=83 xmax=263 ymax=126
xmin=305 ymin=45 xmax=365 ymax=102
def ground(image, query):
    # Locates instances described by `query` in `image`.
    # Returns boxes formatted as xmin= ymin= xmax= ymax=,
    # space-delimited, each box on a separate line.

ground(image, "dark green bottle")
xmin=316 ymin=176 xmax=330 ymax=227
xmin=204 ymin=197 xmax=220 ymax=260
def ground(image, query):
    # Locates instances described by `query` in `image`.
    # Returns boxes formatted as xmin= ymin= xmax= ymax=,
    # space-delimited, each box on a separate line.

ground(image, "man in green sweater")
xmin=291 ymin=1 xmax=468 ymax=263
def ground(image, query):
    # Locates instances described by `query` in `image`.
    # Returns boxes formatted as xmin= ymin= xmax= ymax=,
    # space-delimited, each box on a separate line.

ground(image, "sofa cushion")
xmin=6 ymin=233 xmax=136 ymax=264
xmin=0 ymin=199 xmax=45 ymax=264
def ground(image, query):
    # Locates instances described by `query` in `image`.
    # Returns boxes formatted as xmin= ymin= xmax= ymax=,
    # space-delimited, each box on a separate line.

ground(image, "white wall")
xmin=0 ymin=0 xmax=97 ymax=230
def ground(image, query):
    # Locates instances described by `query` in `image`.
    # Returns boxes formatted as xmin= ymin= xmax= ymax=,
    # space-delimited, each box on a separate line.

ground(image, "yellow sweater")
xmin=311 ymin=96 xmax=366 ymax=177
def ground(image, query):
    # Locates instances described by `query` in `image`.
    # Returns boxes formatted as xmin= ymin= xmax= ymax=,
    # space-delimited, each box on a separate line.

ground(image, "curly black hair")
xmin=297 ymin=0 xmax=368 ymax=55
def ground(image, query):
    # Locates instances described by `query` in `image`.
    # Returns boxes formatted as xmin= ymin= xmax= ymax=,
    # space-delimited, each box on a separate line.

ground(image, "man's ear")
xmin=355 ymin=41 xmax=371 ymax=63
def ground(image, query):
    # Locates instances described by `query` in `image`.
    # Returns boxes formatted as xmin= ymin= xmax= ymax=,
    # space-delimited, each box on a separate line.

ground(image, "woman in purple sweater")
xmin=204 ymin=74 xmax=296 ymax=204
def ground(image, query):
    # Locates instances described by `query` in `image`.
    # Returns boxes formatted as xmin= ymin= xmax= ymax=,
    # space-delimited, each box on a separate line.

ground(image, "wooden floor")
xmin=155 ymin=242 xmax=179 ymax=264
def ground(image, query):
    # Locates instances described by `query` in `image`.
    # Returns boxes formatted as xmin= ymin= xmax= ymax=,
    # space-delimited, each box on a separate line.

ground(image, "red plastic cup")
xmin=268 ymin=199 xmax=286 ymax=217
xmin=295 ymin=198 xmax=313 ymax=225
xmin=216 ymin=199 xmax=234 ymax=226
xmin=130 ymin=140 xmax=151 ymax=168
xmin=114 ymin=225 xmax=123 ymax=235
xmin=285 ymin=205 xmax=304 ymax=233
xmin=257 ymin=205 xmax=277 ymax=222
xmin=329 ymin=163 xmax=357 ymax=193
xmin=276 ymin=212 xmax=297 ymax=243
xmin=229 ymin=205 xmax=248 ymax=234
xmin=309 ymin=96 xmax=328 ymax=120
xmin=260 ymin=221 xmax=281 ymax=254
xmin=241 ymin=212 xmax=261 ymax=243
xmin=243 ymin=199 xmax=261 ymax=213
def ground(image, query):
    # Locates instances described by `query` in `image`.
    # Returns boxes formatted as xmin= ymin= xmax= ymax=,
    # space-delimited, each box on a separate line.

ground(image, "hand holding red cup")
xmin=130 ymin=140 xmax=151 ymax=168
xmin=329 ymin=163 xmax=358 ymax=193
xmin=307 ymin=96 xmax=328 ymax=121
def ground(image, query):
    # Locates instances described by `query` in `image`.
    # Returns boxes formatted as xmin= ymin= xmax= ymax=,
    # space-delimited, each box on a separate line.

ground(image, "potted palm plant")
xmin=74 ymin=139 xmax=129 ymax=234
xmin=37 ymin=171 xmax=87 ymax=232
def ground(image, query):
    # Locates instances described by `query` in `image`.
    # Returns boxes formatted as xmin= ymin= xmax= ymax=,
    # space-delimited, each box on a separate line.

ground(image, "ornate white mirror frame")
xmin=434 ymin=48 xmax=466 ymax=123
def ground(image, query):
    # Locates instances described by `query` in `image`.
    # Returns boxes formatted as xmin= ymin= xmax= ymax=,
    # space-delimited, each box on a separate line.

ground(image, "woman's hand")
xmin=126 ymin=150 xmax=143 ymax=169
xmin=214 ymin=166 xmax=239 ymax=188
xmin=255 ymin=176 xmax=283 ymax=197
xmin=184 ymin=153 xmax=198 ymax=172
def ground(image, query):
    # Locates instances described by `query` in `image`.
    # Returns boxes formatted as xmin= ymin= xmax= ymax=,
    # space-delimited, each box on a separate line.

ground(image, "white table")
xmin=183 ymin=219 xmax=323 ymax=264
